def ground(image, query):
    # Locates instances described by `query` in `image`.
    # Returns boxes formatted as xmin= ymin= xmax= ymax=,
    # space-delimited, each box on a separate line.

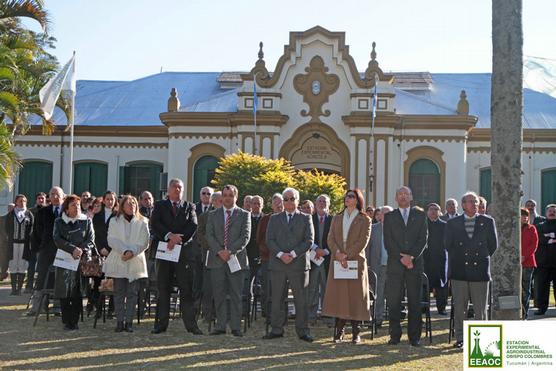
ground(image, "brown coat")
xmin=322 ymin=211 xmax=372 ymax=321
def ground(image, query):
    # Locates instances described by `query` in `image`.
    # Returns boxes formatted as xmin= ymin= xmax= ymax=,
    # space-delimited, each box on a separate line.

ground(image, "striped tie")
xmin=224 ymin=209 xmax=232 ymax=250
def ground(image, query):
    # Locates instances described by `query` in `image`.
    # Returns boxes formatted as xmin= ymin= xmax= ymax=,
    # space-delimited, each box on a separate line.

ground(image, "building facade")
xmin=3 ymin=26 xmax=556 ymax=210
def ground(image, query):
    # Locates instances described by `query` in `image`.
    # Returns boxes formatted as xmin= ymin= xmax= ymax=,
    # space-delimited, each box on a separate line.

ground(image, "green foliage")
xmin=0 ymin=123 xmax=20 ymax=190
xmin=296 ymin=169 xmax=346 ymax=214
xmin=211 ymin=152 xmax=347 ymax=213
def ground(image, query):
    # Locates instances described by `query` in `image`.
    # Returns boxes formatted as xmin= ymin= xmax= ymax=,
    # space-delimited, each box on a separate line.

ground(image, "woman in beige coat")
xmin=104 ymin=195 xmax=150 ymax=333
xmin=322 ymin=188 xmax=372 ymax=343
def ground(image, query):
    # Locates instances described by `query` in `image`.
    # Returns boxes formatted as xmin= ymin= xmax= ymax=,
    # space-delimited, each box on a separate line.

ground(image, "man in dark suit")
xmin=151 ymin=178 xmax=201 ymax=335
xmin=423 ymin=203 xmax=448 ymax=315
xmin=440 ymin=198 xmax=459 ymax=221
xmin=27 ymin=187 xmax=65 ymax=316
xmin=534 ymin=204 xmax=556 ymax=316
xmin=246 ymin=195 xmax=264 ymax=282
xmin=139 ymin=191 xmax=154 ymax=219
xmin=205 ymin=185 xmax=251 ymax=336
xmin=196 ymin=186 xmax=213 ymax=216
xmin=383 ymin=186 xmax=428 ymax=347
xmin=367 ymin=205 xmax=393 ymax=327
xmin=445 ymin=191 xmax=498 ymax=348
xmin=308 ymin=194 xmax=332 ymax=323
xmin=264 ymin=187 xmax=314 ymax=342
xmin=25 ymin=192 xmax=47 ymax=293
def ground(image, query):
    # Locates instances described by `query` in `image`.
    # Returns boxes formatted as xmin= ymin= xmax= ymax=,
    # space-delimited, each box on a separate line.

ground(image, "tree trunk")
xmin=490 ymin=0 xmax=523 ymax=320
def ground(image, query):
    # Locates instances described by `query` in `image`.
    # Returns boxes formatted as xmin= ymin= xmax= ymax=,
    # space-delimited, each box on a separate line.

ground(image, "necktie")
xmin=54 ymin=206 xmax=59 ymax=218
xmin=288 ymin=214 xmax=293 ymax=224
xmin=203 ymin=205 xmax=207 ymax=213
xmin=403 ymin=208 xmax=408 ymax=226
xmin=224 ymin=209 xmax=232 ymax=250
xmin=320 ymin=215 xmax=324 ymax=225
xmin=172 ymin=202 xmax=178 ymax=217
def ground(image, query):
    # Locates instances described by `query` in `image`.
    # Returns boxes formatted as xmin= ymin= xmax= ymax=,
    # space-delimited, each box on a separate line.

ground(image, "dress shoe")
xmin=410 ymin=340 xmax=421 ymax=347
xmin=115 ymin=321 xmax=124 ymax=333
xmin=299 ymin=334 xmax=314 ymax=343
xmin=124 ymin=323 xmax=133 ymax=333
xmin=209 ymin=329 xmax=226 ymax=335
xmin=352 ymin=335 xmax=361 ymax=344
xmin=534 ymin=310 xmax=546 ymax=316
xmin=73 ymin=324 xmax=79 ymax=330
xmin=438 ymin=310 xmax=448 ymax=316
xmin=26 ymin=311 xmax=37 ymax=317
xmin=387 ymin=338 xmax=400 ymax=345
xmin=263 ymin=332 xmax=283 ymax=339
xmin=232 ymin=330 xmax=243 ymax=337
xmin=187 ymin=327 xmax=203 ymax=335
xmin=64 ymin=324 xmax=73 ymax=331
xmin=454 ymin=341 xmax=464 ymax=348
xmin=151 ymin=327 xmax=167 ymax=334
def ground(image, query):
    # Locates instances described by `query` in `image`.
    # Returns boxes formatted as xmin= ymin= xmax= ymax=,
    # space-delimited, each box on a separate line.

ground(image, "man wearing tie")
xmin=151 ymin=178 xmax=201 ymax=335
xmin=308 ymin=194 xmax=332 ymax=323
xmin=205 ymin=185 xmax=251 ymax=336
xmin=196 ymin=186 xmax=213 ymax=215
xmin=440 ymin=198 xmax=459 ymax=221
xmin=264 ymin=187 xmax=315 ymax=342
xmin=246 ymin=195 xmax=265 ymax=283
xmin=383 ymin=186 xmax=428 ymax=346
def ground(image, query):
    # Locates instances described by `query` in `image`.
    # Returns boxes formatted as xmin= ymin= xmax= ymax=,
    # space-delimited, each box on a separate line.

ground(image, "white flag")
xmin=39 ymin=53 xmax=76 ymax=121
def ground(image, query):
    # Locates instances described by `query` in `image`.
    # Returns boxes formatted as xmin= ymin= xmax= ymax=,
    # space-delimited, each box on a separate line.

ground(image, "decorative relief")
xmin=293 ymin=56 xmax=339 ymax=123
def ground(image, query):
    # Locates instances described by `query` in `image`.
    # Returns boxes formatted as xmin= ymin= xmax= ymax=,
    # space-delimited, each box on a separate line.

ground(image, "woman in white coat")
xmin=105 ymin=195 xmax=150 ymax=333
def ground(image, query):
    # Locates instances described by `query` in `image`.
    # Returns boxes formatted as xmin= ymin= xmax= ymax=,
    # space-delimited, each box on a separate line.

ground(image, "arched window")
xmin=193 ymin=156 xmax=219 ymax=202
xmin=408 ymin=159 xmax=440 ymax=208
xmin=18 ymin=160 xmax=53 ymax=201
xmin=480 ymin=167 xmax=492 ymax=204
xmin=542 ymin=168 xmax=556 ymax=211
xmin=120 ymin=162 xmax=163 ymax=199
xmin=74 ymin=162 xmax=108 ymax=196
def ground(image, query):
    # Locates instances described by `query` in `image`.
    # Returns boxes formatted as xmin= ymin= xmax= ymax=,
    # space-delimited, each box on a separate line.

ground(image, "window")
xmin=541 ymin=169 xmax=556 ymax=211
xmin=17 ymin=161 xmax=52 ymax=201
xmin=193 ymin=156 xmax=219 ymax=202
xmin=408 ymin=159 xmax=440 ymax=208
xmin=479 ymin=168 xmax=491 ymax=204
xmin=73 ymin=162 xmax=108 ymax=197
xmin=120 ymin=162 xmax=163 ymax=199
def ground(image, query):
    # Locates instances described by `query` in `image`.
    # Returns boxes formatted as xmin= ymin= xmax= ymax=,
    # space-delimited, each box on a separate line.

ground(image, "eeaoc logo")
xmin=468 ymin=324 xmax=503 ymax=368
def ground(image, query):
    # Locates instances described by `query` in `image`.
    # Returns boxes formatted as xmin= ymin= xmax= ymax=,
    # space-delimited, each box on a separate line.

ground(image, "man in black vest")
xmin=151 ymin=178 xmax=201 ymax=334
xmin=383 ymin=186 xmax=428 ymax=347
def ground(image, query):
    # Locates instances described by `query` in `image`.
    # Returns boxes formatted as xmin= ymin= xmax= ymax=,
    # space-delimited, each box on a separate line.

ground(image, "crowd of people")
xmin=1 ymin=180 xmax=555 ymax=349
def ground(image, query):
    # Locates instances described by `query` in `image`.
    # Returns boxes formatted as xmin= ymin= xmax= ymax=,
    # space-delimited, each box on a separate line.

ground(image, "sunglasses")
xmin=201 ymin=192 xmax=212 ymax=195
xmin=345 ymin=194 xmax=356 ymax=199
xmin=283 ymin=197 xmax=296 ymax=202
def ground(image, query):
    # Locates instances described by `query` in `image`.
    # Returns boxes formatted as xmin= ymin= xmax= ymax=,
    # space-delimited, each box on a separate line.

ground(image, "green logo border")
xmin=468 ymin=324 xmax=503 ymax=368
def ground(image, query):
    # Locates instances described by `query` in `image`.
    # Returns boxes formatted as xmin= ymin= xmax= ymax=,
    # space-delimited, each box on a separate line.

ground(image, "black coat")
xmin=196 ymin=202 xmax=211 ymax=216
xmin=535 ymin=219 xmax=556 ymax=268
xmin=5 ymin=209 xmax=34 ymax=261
xmin=246 ymin=213 xmax=264 ymax=265
xmin=53 ymin=215 xmax=95 ymax=298
xmin=423 ymin=218 xmax=447 ymax=288
xmin=445 ymin=214 xmax=498 ymax=282
xmin=383 ymin=207 xmax=428 ymax=273
xmin=33 ymin=205 xmax=59 ymax=257
xmin=92 ymin=207 xmax=116 ymax=253
xmin=150 ymin=199 xmax=198 ymax=262
xmin=312 ymin=213 xmax=332 ymax=273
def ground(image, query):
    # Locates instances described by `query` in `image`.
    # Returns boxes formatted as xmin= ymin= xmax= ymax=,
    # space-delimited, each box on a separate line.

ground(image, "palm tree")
xmin=0 ymin=0 xmax=50 ymax=33
xmin=0 ymin=122 xmax=19 ymax=190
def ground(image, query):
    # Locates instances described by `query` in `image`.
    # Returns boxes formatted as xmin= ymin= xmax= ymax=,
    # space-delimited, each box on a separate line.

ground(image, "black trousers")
xmin=155 ymin=259 xmax=198 ymax=331
xmin=61 ymin=295 xmax=82 ymax=327
xmin=386 ymin=268 xmax=423 ymax=342
xmin=34 ymin=250 xmax=55 ymax=291
xmin=433 ymin=285 xmax=449 ymax=312
xmin=535 ymin=267 xmax=556 ymax=312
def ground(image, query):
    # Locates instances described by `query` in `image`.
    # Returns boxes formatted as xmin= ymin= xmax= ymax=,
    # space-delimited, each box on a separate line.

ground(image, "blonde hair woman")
xmin=104 ymin=195 xmax=150 ymax=333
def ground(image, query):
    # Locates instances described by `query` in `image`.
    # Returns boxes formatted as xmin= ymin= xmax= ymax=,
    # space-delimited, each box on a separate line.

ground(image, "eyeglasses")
xmin=283 ymin=197 xmax=296 ymax=202
xmin=201 ymin=192 xmax=212 ymax=195
xmin=345 ymin=194 xmax=356 ymax=199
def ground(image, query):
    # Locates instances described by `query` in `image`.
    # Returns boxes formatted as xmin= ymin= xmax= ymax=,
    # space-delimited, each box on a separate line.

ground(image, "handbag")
xmin=80 ymin=254 xmax=103 ymax=277
xmin=99 ymin=278 xmax=114 ymax=292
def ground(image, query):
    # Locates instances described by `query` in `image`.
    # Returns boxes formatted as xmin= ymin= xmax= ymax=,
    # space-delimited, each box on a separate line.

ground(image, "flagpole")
xmin=369 ymin=73 xmax=378 ymax=197
xmin=253 ymin=72 xmax=258 ymax=156
xmin=68 ymin=51 xmax=76 ymax=193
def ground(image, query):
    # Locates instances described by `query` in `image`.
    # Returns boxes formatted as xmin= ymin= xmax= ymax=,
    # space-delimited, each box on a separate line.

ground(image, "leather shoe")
xmin=26 ymin=311 xmax=37 ymax=317
xmin=188 ymin=327 xmax=203 ymax=335
xmin=299 ymin=334 xmax=314 ymax=343
xmin=352 ymin=335 xmax=361 ymax=344
xmin=263 ymin=332 xmax=283 ymax=339
xmin=209 ymin=329 xmax=226 ymax=335
xmin=387 ymin=338 xmax=400 ymax=345
xmin=534 ymin=310 xmax=546 ymax=316
xmin=115 ymin=321 xmax=124 ymax=333
xmin=438 ymin=310 xmax=448 ymax=316
xmin=232 ymin=330 xmax=243 ymax=337
xmin=454 ymin=341 xmax=464 ymax=348
xmin=151 ymin=327 xmax=167 ymax=334
xmin=410 ymin=340 xmax=421 ymax=347
xmin=124 ymin=323 xmax=133 ymax=333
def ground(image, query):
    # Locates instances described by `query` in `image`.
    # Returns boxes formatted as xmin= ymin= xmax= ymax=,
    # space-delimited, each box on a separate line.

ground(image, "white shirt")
xmin=104 ymin=207 xmax=113 ymax=223
xmin=342 ymin=209 xmax=358 ymax=244
xmin=277 ymin=211 xmax=299 ymax=259
xmin=223 ymin=206 xmax=236 ymax=224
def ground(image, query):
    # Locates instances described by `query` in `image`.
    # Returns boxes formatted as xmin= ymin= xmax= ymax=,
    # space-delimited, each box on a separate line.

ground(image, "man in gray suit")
xmin=264 ymin=187 xmax=315 ymax=342
xmin=366 ymin=205 xmax=392 ymax=327
xmin=206 ymin=185 xmax=251 ymax=337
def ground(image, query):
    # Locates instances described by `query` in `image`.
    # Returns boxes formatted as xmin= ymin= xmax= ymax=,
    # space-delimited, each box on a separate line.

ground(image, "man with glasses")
xmin=196 ymin=187 xmax=213 ymax=215
xmin=264 ymin=187 xmax=314 ymax=342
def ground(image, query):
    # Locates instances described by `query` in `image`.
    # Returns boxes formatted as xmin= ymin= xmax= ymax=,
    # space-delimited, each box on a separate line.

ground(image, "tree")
xmin=0 ymin=122 xmax=19 ymax=190
xmin=0 ymin=0 xmax=50 ymax=33
xmin=296 ymin=169 xmax=346 ymax=214
xmin=490 ymin=0 xmax=523 ymax=320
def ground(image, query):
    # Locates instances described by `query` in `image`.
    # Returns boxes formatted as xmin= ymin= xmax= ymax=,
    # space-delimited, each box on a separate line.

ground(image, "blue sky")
xmin=31 ymin=0 xmax=556 ymax=81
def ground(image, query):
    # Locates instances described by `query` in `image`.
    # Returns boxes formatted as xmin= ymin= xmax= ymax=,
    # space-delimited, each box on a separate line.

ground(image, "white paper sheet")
xmin=333 ymin=260 xmax=358 ymax=279
xmin=53 ymin=249 xmax=80 ymax=271
xmin=309 ymin=249 xmax=325 ymax=266
xmin=155 ymin=241 xmax=181 ymax=262
xmin=227 ymin=254 xmax=241 ymax=273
